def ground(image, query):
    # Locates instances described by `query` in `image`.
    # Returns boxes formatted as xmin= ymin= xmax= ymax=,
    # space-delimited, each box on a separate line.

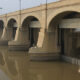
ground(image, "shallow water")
xmin=0 ymin=46 xmax=80 ymax=80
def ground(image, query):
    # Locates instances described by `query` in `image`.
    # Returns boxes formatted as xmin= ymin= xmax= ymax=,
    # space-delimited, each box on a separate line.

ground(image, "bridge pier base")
xmin=0 ymin=27 xmax=13 ymax=45
xmin=29 ymin=47 xmax=60 ymax=61
xmin=8 ymin=41 xmax=30 ymax=51
xmin=8 ymin=27 xmax=30 ymax=51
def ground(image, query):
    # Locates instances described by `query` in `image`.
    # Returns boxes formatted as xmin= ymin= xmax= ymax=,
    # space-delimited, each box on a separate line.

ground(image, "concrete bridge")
xmin=0 ymin=0 xmax=80 ymax=60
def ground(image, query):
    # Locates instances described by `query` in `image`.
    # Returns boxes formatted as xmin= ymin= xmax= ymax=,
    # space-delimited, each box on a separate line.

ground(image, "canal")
xmin=0 ymin=46 xmax=80 ymax=80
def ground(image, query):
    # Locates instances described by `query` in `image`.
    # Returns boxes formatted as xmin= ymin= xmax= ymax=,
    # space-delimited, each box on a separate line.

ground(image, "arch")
xmin=22 ymin=16 xmax=41 ymax=28
xmin=7 ymin=18 xmax=18 ymax=40
xmin=22 ymin=16 xmax=41 ymax=47
xmin=48 ymin=11 xmax=80 ymax=31
xmin=7 ymin=16 xmax=18 ymax=27
xmin=47 ymin=7 xmax=80 ymax=29
xmin=7 ymin=18 xmax=18 ymax=28
xmin=21 ymin=13 xmax=42 ymax=28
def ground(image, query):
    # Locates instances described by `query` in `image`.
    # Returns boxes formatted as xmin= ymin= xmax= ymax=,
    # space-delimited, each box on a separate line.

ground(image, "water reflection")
xmin=0 ymin=52 xmax=5 ymax=66
xmin=0 ymin=46 xmax=80 ymax=80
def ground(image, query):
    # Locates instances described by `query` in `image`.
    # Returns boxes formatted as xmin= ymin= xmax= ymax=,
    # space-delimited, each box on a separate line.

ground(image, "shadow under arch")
xmin=7 ymin=18 xmax=18 ymax=40
xmin=22 ymin=16 xmax=41 ymax=48
xmin=45 ymin=11 xmax=80 ymax=57
xmin=0 ymin=20 xmax=4 ymax=38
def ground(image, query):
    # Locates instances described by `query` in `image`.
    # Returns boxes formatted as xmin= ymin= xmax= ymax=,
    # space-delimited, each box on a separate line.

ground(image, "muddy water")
xmin=0 ymin=46 xmax=80 ymax=80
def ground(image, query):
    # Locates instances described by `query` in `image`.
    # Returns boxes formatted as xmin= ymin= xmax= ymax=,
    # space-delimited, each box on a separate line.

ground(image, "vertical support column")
xmin=15 ymin=27 xmax=29 ymax=43
xmin=37 ymin=9 xmax=47 ymax=48
xmin=37 ymin=28 xmax=45 ymax=47
xmin=0 ymin=27 xmax=13 ymax=45
xmin=1 ymin=27 xmax=13 ymax=40
xmin=8 ymin=27 xmax=30 ymax=50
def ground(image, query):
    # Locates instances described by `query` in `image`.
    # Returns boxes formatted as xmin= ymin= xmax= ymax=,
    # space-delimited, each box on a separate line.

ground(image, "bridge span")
xmin=0 ymin=0 xmax=80 ymax=60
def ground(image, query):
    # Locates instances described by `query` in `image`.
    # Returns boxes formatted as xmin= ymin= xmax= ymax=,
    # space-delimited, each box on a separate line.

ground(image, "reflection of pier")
xmin=0 ymin=47 xmax=21 ymax=80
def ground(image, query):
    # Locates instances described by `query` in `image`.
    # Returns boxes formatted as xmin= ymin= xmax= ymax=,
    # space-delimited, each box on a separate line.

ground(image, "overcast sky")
xmin=0 ymin=0 xmax=59 ymax=15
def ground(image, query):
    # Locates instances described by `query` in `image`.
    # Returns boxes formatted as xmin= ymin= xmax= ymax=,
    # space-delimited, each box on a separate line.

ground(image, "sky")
xmin=0 ymin=0 xmax=59 ymax=15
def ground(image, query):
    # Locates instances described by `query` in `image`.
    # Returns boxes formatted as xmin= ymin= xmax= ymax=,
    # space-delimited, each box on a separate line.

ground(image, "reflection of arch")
xmin=0 ymin=20 xmax=4 ymax=38
xmin=22 ymin=16 xmax=41 ymax=47
xmin=47 ymin=11 xmax=80 ymax=57
xmin=0 ymin=49 xmax=18 ymax=79
xmin=6 ymin=57 xmax=18 ymax=76
xmin=7 ymin=18 xmax=18 ymax=40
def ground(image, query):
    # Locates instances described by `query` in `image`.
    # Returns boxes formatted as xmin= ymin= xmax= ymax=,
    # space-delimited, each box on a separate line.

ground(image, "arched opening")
xmin=7 ymin=19 xmax=17 ymax=40
xmin=48 ymin=11 xmax=80 ymax=58
xmin=0 ymin=20 xmax=4 ymax=38
xmin=22 ymin=16 xmax=41 ymax=47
